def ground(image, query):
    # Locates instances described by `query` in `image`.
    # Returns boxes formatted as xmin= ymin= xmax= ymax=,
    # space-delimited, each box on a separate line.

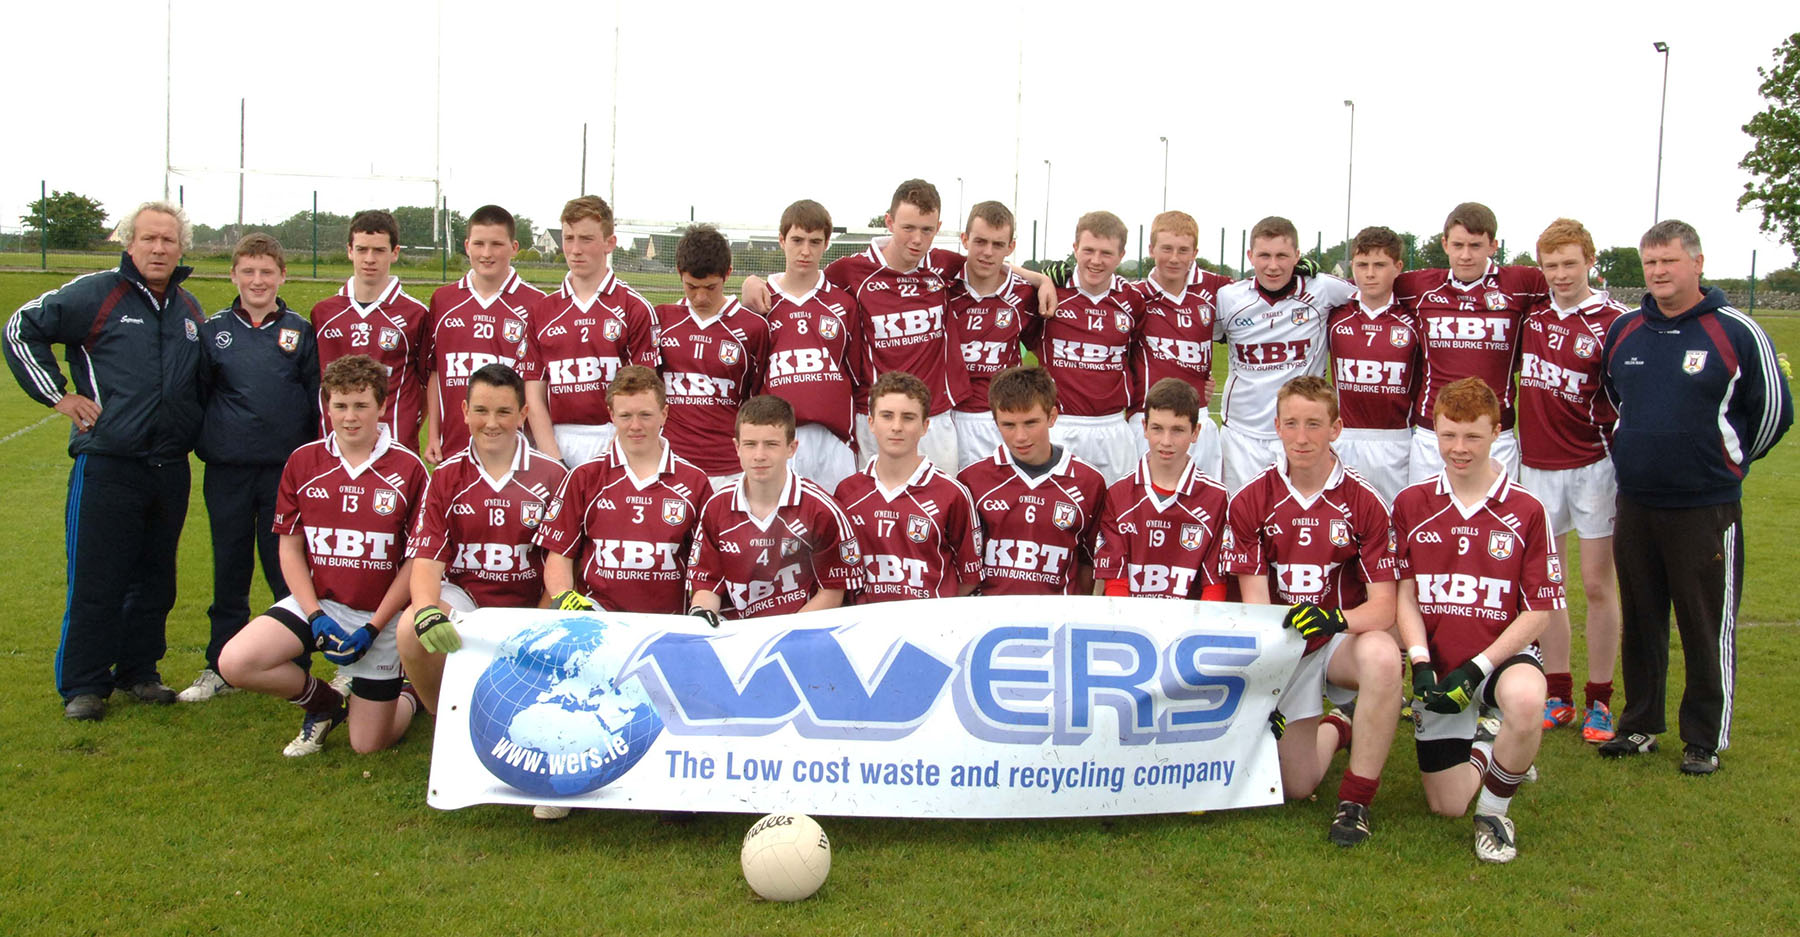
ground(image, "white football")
xmin=740 ymin=812 xmax=831 ymax=901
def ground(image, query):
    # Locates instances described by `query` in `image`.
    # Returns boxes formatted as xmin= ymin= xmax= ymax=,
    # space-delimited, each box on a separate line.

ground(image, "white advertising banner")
xmin=427 ymin=596 xmax=1302 ymax=818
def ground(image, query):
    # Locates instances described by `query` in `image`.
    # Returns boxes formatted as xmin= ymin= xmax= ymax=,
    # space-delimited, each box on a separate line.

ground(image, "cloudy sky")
xmin=4 ymin=0 xmax=1794 ymax=275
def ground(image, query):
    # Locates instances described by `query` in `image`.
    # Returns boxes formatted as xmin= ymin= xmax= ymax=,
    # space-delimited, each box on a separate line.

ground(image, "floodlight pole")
xmin=609 ymin=21 xmax=620 ymax=206
xmin=1043 ymin=159 xmax=1052 ymax=262
xmin=1653 ymin=42 xmax=1670 ymax=223
xmin=432 ymin=0 xmax=443 ymax=249
xmin=956 ymin=177 xmax=964 ymax=234
xmin=1343 ymin=100 xmax=1354 ymax=259
xmin=238 ymin=98 xmax=245 ymax=230
xmin=580 ymin=123 xmax=588 ymax=194
xmin=163 ymin=0 xmax=172 ymax=201
xmin=1159 ymin=136 xmax=1168 ymax=212
xmin=1013 ymin=39 xmax=1023 ymax=214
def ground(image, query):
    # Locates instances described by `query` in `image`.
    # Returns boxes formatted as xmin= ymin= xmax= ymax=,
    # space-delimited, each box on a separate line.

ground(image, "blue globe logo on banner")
xmin=467 ymin=617 xmax=662 ymax=798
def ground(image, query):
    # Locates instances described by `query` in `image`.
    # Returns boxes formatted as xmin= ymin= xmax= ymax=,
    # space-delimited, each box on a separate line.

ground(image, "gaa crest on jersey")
xmin=719 ymin=342 xmax=742 ymax=365
xmin=1052 ymin=502 xmax=1078 ymax=531
xmin=378 ymin=327 xmax=401 ymax=351
xmin=995 ymin=307 xmax=1015 ymax=329
xmin=278 ymin=328 xmax=301 ymax=353
xmin=520 ymin=501 xmax=544 ymax=528
xmin=1114 ymin=311 xmax=1132 ymax=333
xmin=1483 ymin=291 xmax=1508 ymax=311
xmin=1574 ymin=334 xmax=1598 ymax=359
xmin=503 ymin=319 xmax=525 ymax=344
xmin=373 ymin=490 xmax=398 ymax=516
xmin=603 ymin=319 xmax=623 ymax=342
xmin=1329 ymin=519 xmax=1351 ymax=548
xmin=662 ymin=498 xmax=687 ymax=526
xmin=1390 ymin=326 xmax=1410 ymax=347
xmin=184 ymin=319 xmax=198 ymax=342
xmin=1547 ymin=553 xmax=1564 ymax=584
xmin=1179 ymin=524 xmax=1203 ymax=551
xmin=906 ymin=514 xmax=930 ymax=544
xmin=1682 ymin=350 xmax=1707 ymax=374
xmin=1487 ymin=531 xmax=1515 ymax=560
xmin=819 ymin=316 xmax=840 ymax=340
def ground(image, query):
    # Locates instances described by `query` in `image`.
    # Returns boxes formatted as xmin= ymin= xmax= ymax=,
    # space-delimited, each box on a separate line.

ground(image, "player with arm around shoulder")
xmin=310 ymin=210 xmax=429 ymax=450
xmin=1223 ymin=376 xmax=1401 ymax=846
xmin=1127 ymin=210 xmax=1231 ymax=480
xmin=1326 ymin=226 xmax=1419 ymax=505
xmin=217 ymin=355 xmax=429 ymax=757
xmin=1094 ymin=377 xmax=1228 ymax=600
xmin=1393 ymin=377 xmax=1564 ymax=863
xmin=396 ymin=363 xmax=568 ymax=714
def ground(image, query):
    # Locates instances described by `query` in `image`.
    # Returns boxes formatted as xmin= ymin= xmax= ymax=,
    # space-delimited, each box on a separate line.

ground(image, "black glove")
xmin=1282 ymin=602 xmax=1349 ymax=640
xmin=688 ymin=606 xmax=722 ymax=629
xmin=1424 ymin=660 xmax=1484 ymax=715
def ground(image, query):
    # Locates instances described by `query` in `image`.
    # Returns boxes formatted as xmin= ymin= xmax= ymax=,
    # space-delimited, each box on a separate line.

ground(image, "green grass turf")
xmin=2 ymin=270 xmax=1798 ymax=935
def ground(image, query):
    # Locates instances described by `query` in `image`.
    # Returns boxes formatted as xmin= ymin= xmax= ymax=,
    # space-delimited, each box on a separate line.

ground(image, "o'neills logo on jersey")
xmin=1487 ymin=531 xmax=1514 ymax=560
xmin=373 ymin=490 xmax=398 ymax=516
xmin=1329 ymin=519 xmax=1351 ymax=548
xmin=662 ymin=499 xmax=686 ymax=526
xmin=520 ymin=501 xmax=544 ymax=528
xmin=1683 ymin=350 xmax=1707 ymax=374
xmin=379 ymin=327 xmax=401 ymax=350
xmin=503 ymin=319 xmax=524 ymax=343
xmin=1574 ymin=334 xmax=1597 ymax=359
xmin=603 ymin=319 xmax=623 ymax=342
xmin=1180 ymin=524 xmax=1203 ymax=551
xmin=819 ymin=316 xmax=840 ymax=340
xmin=1052 ymin=503 xmax=1078 ymax=531
xmin=907 ymin=515 xmax=930 ymax=544
xmin=719 ymin=342 xmax=742 ymax=365
xmin=279 ymin=328 xmax=301 ymax=353
xmin=1390 ymin=326 xmax=1409 ymax=347
xmin=1483 ymin=291 xmax=1507 ymax=311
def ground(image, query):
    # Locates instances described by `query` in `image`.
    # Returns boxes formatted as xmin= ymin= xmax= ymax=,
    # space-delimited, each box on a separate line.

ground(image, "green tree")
xmin=1595 ymin=247 xmax=1644 ymax=287
xmin=21 ymin=190 xmax=108 ymax=250
xmin=1413 ymin=233 xmax=1448 ymax=270
xmin=514 ymin=215 xmax=536 ymax=253
xmin=1764 ymin=265 xmax=1800 ymax=292
xmin=1511 ymin=250 xmax=1537 ymax=266
xmin=1739 ymin=32 xmax=1800 ymax=253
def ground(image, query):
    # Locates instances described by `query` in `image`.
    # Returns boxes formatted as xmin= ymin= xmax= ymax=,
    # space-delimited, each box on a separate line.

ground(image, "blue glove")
xmin=323 ymin=624 xmax=377 ymax=665
xmin=308 ymin=609 xmax=350 ymax=653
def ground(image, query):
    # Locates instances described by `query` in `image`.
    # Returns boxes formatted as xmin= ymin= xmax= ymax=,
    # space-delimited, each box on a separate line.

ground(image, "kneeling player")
xmin=398 ymin=364 xmax=568 ymax=714
xmin=1393 ymin=377 xmax=1563 ymax=863
xmin=1224 ymin=376 xmax=1400 ymax=846
xmin=1095 ymin=378 xmax=1228 ymax=599
xmin=218 ymin=355 xmax=428 ymax=756
xmin=833 ymin=371 xmax=983 ymax=603
xmin=959 ymin=366 xmax=1108 ymax=595
xmin=688 ymin=395 xmax=864 ymax=619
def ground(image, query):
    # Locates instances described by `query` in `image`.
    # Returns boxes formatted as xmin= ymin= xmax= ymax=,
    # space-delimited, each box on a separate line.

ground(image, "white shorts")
xmin=792 ymin=423 xmax=856 ymax=492
xmin=1414 ymin=647 xmax=1544 ymax=745
xmin=1130 ymin=410 xmax=1223 ymax=481
xmin=951 ymin=410 xmax=1004 ymax=472
xmin=1221 ymin=423 xmax=1283 ymax=495
xmin=1279 ymin=633 xmax=1358 ymax=721
xmin=553 ymin=423 xmax=615 ymax=468
xmin=855 ymin=410 xmax=958 ymax=471
xmin=272 ymin=594 xmax=402 ymax=684
xmin=437 ymin=581 xmax=477 ymax=614
xmin=1335 ymin=427 xmax=1411 ymax=506
xmin=1050 ymin=413 xmax=1137 ymax=482
xmin=1409 ymin=426 xmax=1519 ymax=484
xmin=1519 ymin=459 xmax=1617 ymax=539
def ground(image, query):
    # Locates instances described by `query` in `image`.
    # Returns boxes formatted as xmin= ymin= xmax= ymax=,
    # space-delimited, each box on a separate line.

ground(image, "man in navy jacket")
xmin=1600 ymin=219 xmax=1792 ymax=774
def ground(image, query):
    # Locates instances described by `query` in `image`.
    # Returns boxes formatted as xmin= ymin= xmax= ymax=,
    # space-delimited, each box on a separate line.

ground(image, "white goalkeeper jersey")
xmin=1215 ymin=273 xmax=1356 ymax=438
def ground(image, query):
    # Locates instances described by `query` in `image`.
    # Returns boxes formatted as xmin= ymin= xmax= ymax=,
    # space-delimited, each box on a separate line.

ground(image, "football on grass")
xmin=741 ymin=812 xmax=831 ymax=901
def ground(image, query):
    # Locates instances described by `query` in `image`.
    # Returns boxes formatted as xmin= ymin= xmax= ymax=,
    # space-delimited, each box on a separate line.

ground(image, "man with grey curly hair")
xmin=3 ymin=200 xmax=208 ymax=721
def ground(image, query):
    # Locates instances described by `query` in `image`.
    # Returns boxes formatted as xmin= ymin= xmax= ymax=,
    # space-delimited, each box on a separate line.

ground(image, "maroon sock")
xmin=1482 ymin=759 xmax=1527 ymax=800
xmin=1546 ymin=672 xmax=1573 ymax=702
xmin=1321 ymin=712 xmax=1353 ymax=752
xmin=1337 ymin=769 xmax=1380 ymax=807
xmin=1469 ymin=744 xmax=1491 ymax=775
xmin=288 ymin=675 xmax=345 ymax=715
xmin=1585 ymin=680 xmax=1613 ymax=708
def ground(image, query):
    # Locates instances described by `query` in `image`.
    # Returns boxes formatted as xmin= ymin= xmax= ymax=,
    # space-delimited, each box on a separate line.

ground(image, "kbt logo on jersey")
xmin=603 ymin=319 xmax=623 ymax=342
xmin=379 ymin=327 xmax=401 ymax=350
xmin=719 ymin=342 xmax=742 ymax=365
xmin=503 ymin=319 xmax=525 ymax=343
xmin=1180 ymin=524 xmax=1203 ymax=551
xmin=520 ymin=501 xmax=544 ymax=528
xmin=373 ymin=490 xmax=399 ymax=516
xmin=1487 ymin=531 xmax=1514 ymax=560
xmin=1328 ymin=519 xmax=1351 ymax=548
xmin=818 ymin=316 xmax=840 ymax=340
xmin=1052 ymin=503 xmax=1078 ymax=531
xmin=662 ymin=499 xmax=687 ymax=526
xmin=907 ymin=515 xmax=930 ymax=544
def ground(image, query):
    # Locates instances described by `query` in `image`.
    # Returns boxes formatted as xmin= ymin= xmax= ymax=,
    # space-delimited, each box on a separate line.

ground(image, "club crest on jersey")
xmin=1180 ymin=524 xmax=1203 ymax=551
xmin=907 ymin=515 xmax=930 ymax=544
xmin=543 ymin=497 xmax=562 ymax=524
xmin=1052 ymin=502 xmax=1078 ymax=531
xmin=1574 ymin=334 xmax=1598 ymax=359
xmin=373 ymin=490 xmax=398 ymax=516
xmin=1329 ymin=519 xmax=1351 ymax=548
xmin=1483 ymin=291 xmax=1508 ymax=311
xmin=1387 ymin=526 xmax=1398 ymax=554
xmin=781 ymin=537 xmax=801 ymax=557
xmin=720 ymin=342 xmax=742 ymax=366
xmin=603 ymin=319 xmax=623 ymax=342
xmin=1291 ymin=308 xmax=1311 ymax=326
xmin=1487 ymin=531 xmax=1515 ymax=560
xmin=1221 ymin=527 xmax=1236 ymax=552
xmin=1114 ymin=311 xmax=1132 ymax=333
xmin=662 ymin=499 xmax=687 ymax=526
xmin=184 ymin=319 xmax=198 ymax=342
xmin=1390 ymin=325 xmax=1410 ymax=347
xmin=995 ymin=308 xmax=1015 ymax=329
xmin=378 ymin=327 xmax=401 ymax=351
xmin=839 ymin=540 xmax=861 ymax=565
xmin=278 ymin=328 xmax=301 ymax=353
xmin=503 ymin=319 xmax=524 ymax=344
xmin=1547 ymin=554 xmax=1564 ymax=584
xmin=819 ymin=316 xmax=840 ymax=340
xmin=1682 ymin=350 xmax=1707 ymax=374
xmin=520 ymin=501 xmax=544 ymax=528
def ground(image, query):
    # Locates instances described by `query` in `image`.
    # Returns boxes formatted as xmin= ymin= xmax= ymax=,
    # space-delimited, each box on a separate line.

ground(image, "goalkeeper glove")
xmin=1282 ymin=602 xmax=1349 ymax=640
xmin=551 ymin=590 xmax=597 ymax=612
xmin=308 ymin=609 xmax=350 ymax=653
xmin=1268 ymin=708 xmax=1287 ymax=740
xmin=688 ymin=605 xmax=723 ymax=629
xmin=1424 ymin=660 xmax=1485 ymax=715
xmin=323 ymin=624 xmax=377 ymax=666
xmin=1292 ymin=257 xmax=1320 ymax=278
xmin=1411 ymin=660 xmax=1437 ymax=701
xmin=414 ymin=607 xmax=461 ymax=655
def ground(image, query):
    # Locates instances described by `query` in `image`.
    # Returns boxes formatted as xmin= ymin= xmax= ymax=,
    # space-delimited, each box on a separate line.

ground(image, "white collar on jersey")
xmin=1549 ymin=289 xmax=1609 ymax=317
xmin=996 ymin=444 xmax=1075 ymax=488
xmin=770 ymin=272 xmax=825 ymax=306
xmin=1145 ymin=273 xmax=1190 ymax=304
xmin=470 ymin=432 xmax=532 ymax=492
xmin=683 ymin=297 xmax=744 ymax=330
xmin=958 ymin=270 xmax=1020 ymax=302
xmin=1353 ymin=292 xmax=1398 ymax=317
xmin=1273 ymin=448 xmax=1348 ymax=510
xmin=1433 ymin=463 xmax=1511 ymax=518
xmin=865 ymin=457 xmax=936 ymax=502
xmin=458 ymin=269 xmax=524 ymax=308
xmin=731 ymin=469 xmax=802 ymax=530
xmin=867 ymin=236 xmax=924 ymax=275
xmin=325 ymin=424 xmax=395 ymax=479
xmin=1132 ymin=455 xmax=1203 ymax=511
xmin=560 ymin=270 xmax=617 ymax=312
xmin=610 ymin=435 xmax=676 ymax=489
xmin=1448 ymin=261 xmax=1501 ymax=293
xmin=341 ymin=276 xmax=401 ymax=315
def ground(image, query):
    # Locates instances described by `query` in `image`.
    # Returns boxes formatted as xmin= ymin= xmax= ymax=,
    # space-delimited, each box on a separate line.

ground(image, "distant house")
xmin=532 ymin=228 xmax=562 ymax=257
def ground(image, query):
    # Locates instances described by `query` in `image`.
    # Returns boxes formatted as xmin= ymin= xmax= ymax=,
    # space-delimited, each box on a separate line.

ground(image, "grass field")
xmin=2 ymin=269 xmax=1798 ymax=936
